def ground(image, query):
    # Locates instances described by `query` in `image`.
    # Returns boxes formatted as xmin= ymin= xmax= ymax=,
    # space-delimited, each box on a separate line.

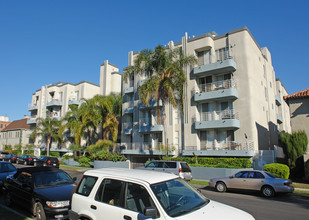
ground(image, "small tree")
xmin=280 ymin=130 xmax=308 ymax=168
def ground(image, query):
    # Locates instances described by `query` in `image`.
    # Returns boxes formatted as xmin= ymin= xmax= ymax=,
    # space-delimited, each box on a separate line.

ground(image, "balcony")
xmin=277 ymin=114 xmax=283 ymax=124
xmin=195 ymin=79 xmax=238 ymax=102
xmin=121 ymin=142 xmax=174 ymax=156
xmin=139 ymin=99 xmax=163 ymax=109
xmin=193 ymin=58 xmax=237 ymax=77
xmin=27 ymin=116 xmax=37 ymax=124
xmin=124 ymin=101 xmax=134 ymax=114
xmin=47 ymin=112 xmax=61 ymax=120
xmin=28 ymin=104 xmax=38 ymax=111
xmin=46 ymin=99 xmax=63 ymax=107
xmin=123 ymin=122 xmax=133 ymax=135
xmin=124 ymin=80 xmax=134 ymax=94
xmin=275 ymin=95 xmax=282 ymax=106
xmin=68 ymin=98 xmax=80 ymax=106
xmin=139 ymin=117 xmax=163 ymax=133
xmin=138 ymin=79 xmax=147 ymax=87
xmin=183 ymin=140 xmax=255 ymax=157
xmin=195 ymin=109 xmax=240 ymax=130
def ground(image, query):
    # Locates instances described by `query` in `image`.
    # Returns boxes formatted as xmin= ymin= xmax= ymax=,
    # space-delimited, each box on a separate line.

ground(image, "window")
xmin=95 ymin=179 xmax=124 ymax=206
xmin=164 ymin=162 xmax=176 ymax=168
xmin=253 ymin=172 xmax=265 ymax=179
xmin=197 ymin=50 xmax=211 ymax=66
xmin=235 ymin=171 xmax=249 ymax=178
xmin=77 ymin=175 xmax=98 ymax=196
xmin=125 ymin=182 xmax=157 ymax=215
xmin=215 ymin=47 xmax=229 ymax=61
xmin=16 ymin=172 xmax=32 ymax=185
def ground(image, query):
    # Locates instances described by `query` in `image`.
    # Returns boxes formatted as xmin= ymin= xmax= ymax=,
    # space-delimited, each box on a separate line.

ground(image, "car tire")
xmin=262 ymin=185 xmax=275 ymax=197
xmin=215 ymin=182 xmax=227 ymax=192
xmin=35 ymin=202 xmax=46 ymax=220
xmin=5 ymin=191 xmax=13 ymax=206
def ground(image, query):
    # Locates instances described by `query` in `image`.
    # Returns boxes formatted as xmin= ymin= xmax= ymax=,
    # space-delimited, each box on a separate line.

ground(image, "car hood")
xmin=35 ymin=184 xmax=75 ymax=201
xmin=175 ymin=200 xmax=254 ymax=220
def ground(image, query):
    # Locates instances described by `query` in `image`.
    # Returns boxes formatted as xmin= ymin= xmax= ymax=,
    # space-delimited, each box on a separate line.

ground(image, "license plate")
xmin=53 ymin=164 xmax=56 ymax=166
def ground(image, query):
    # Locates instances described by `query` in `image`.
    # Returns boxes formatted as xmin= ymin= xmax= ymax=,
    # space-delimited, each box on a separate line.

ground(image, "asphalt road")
xmin=2 ymin=164 xmax=309 ymax=220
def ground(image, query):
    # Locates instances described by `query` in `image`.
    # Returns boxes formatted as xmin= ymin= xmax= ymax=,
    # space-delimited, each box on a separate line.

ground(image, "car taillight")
xmin=47 ymin=160 xmax=51 ymax=163
xmin=29 ymin=158 xmax=33 ymax=161
xmin=58 ymin=161 xmax=60 ymax=164
xmin=12 ymin=157 xmax=16 ymax=159
xmin=284 ymin=182 xmax=291 ymax=186
xmin=179 ymin=168 xmax=182 ymax=172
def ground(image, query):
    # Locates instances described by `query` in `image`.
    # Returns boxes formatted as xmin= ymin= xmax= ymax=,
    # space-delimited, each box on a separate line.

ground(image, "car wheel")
xmin=262 ymin=185 xmax=275 ymax=197
xmin=5 ymin=191 xmax=13 ymax=206
xmin=215 ymin=182 xmax=227 ymax=192
xmin=35 ymin=202 xmax=46 ymax=220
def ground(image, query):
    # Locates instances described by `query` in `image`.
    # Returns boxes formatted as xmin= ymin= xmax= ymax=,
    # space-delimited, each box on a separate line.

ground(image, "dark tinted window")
xmin=76 ymin=175 xmax=98 ymax=196
xmin=180 ymin=163 xmax=191 ymax=172
xmin=235 ymin=171 xmax=249 ymax=178
xmin=0 ymin=163 xmax=16 ymax=172
xmin=164 ymin=162 xmax=176 ymax=168
xmin=33 ymin=170 xmax=72 ymax=188
xmin=95 ymin=179 xmax=124 ymax=207
xmin=147 ymin=162 xmax=156 ymax=168
xmin=253 ymin=172 xmax=265 ymax=179
xmin=16 ymin=172 xmax=32 ymax=185
xmin=156 ymin=162 xmax=164 ymax=168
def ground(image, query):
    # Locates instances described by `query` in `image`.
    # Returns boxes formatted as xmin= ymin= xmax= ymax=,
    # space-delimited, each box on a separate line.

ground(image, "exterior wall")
xmin=0 ymin=129 xmax=31 ymax=149
xmin=121 ymin=27 xmax=291 ymax=161
xmin=288 ymin=98 xmax=309 ymax=149
xmin=100 ymin=60 xmax=122 ymax=96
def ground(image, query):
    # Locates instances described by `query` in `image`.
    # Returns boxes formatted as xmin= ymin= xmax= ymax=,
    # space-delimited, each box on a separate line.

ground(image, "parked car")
xmin=136 ymin=160 xmax=192 ymax=181
xmin=4 ymin=167 xmax=76 ymax=220
xmin=34 ymin=156 xmax=60 ymax=168
xmin=0 ymin=151 xmax=9 ymax=161
xmin=209 ymin=170 xmax=294 ymax=197
xmin=3 ymin=154 xmax=19 ymax=163
xmin=17 ymin=155 xmax=36 ymax=165
xmin=0 ymin=161 xmax=17 ymax=193
xmin=69 ymin=168 xmax=254 ymax=220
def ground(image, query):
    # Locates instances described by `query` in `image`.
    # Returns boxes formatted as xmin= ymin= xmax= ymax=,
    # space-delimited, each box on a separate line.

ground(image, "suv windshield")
xmin=151 ymin=178 xmax=209 ymax=217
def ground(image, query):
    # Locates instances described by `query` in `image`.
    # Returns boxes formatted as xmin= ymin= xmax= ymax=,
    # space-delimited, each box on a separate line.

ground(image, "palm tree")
xmin=31 ymin=114 xmax=61 ymax=156
xmin=123 ymin=45 xmax=197 ymax=144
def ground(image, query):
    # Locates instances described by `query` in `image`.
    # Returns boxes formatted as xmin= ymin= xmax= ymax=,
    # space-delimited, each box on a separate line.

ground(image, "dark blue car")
xmin=0 ymin=161 xmax=17 ymax=193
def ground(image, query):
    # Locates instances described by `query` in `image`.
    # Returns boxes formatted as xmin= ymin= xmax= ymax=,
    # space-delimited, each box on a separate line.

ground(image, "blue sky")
xmin=0 ymin=0 xmax=308 ymax=121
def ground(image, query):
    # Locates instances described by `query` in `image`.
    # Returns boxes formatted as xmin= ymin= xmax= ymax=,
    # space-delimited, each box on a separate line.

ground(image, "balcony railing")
xmin=123 ymin=142 xmax=163 ymax=151
xmin=28 ymin=103 xmax=38 ymax=111
xmin=46 ymin=99 xmax=63 ymax=107
xmin=199 ymin=109 xmax=239 ymax=121
xmin=68 ymin=98 xmax=80 ymax=105
xmin=47 ymin=111 xmax=61 ymax=119
xmin=198 ymin=79 xmax=236 ymax=93
xmin=186 ymin=140 xmax=254 ymax=151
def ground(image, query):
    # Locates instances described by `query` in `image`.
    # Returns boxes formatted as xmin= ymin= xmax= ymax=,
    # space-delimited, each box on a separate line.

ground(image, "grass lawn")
xmin=292 ymin=182 xmax=309 ymax=189
xmin=59 ymin=165 xmax=85 ymax=170
xmin=0 ymin=206 xmax=31 ymax=220
xmin=293 ymin=190 xmax=309 ymax=196
xmin=189 ymin=179 xmax=209 ymax=186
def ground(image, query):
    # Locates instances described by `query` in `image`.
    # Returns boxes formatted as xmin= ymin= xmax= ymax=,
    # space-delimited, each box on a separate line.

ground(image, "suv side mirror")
xmin=144 ymin=207 xmax=157 ymax=218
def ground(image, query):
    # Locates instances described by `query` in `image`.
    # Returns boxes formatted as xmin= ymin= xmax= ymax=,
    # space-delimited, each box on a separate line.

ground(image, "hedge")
xmin=170 ymin=157 xmax=252 ymax=168
xmin=264 ymin=163 xmax=290 ymax=179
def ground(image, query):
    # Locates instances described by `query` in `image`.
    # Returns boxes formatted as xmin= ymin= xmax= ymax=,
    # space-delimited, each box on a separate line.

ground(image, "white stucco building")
xmin=121 ymin=27 xmax=291 ymax=167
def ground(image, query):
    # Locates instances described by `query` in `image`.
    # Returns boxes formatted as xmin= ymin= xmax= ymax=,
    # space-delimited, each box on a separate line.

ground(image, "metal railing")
xmin=198 ymin=79 xmax=236 ymax=93
xmin=122 ymin=142 xmax=163 ymax=151
xmin=199 ymin=109 xmax=239 ymax=121
xmin=186 ymin=140 xmax=254 ymax=151
xmin=139 ymin=117 xmax=162 ymax=126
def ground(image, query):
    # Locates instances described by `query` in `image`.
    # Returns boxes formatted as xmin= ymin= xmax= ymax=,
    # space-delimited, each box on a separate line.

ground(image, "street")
xmin=1 ymin=165 xmax=309 ymax=220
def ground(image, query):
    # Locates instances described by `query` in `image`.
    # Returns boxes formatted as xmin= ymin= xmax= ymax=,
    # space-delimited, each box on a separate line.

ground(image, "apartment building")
xmin=28 ymin=60 xmax=121 ymax=151
xmin=0 ymin=118 xmax=31 ymax=150
xmin=0 ymin=116 xmax=10 ymax=132
xmin=121 ymin=27 xmax=291 ymax=166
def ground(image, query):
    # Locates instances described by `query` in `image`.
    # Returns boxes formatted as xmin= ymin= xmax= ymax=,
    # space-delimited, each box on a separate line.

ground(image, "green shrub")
xmin=41 ymin=151 xmax=60 ymax=157
xmin=62 ymin=154 xmax=73 ymax=160
xmin=264 ymin=163 xmax=290 ymax=179
xmin=170 ymin=157 xmax=252 ymax=168
xmin=77 ymin=157 xmax=93 ymax=167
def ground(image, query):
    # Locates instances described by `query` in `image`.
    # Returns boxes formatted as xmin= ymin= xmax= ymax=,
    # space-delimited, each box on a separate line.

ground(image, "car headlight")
xmin=46 ymin=200 xmax=70 ymax=208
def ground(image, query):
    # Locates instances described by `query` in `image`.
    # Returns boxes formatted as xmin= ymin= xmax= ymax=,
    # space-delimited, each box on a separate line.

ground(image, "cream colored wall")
xmin=100 ymin=60 xmax=121 ymax=96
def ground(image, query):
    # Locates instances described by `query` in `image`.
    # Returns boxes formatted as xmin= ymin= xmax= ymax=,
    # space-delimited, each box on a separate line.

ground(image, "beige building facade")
xmin=28 ymin=60 xmax=122 ymax=152
xmin=121 ymin=27 xmax=291 ymax=166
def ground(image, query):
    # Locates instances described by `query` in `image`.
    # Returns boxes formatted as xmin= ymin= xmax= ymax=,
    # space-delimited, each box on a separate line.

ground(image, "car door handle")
xmin=124 ymin=215 xmax=132 ymax=220
xmin=90 ymin=205 xmax=97 ymax=210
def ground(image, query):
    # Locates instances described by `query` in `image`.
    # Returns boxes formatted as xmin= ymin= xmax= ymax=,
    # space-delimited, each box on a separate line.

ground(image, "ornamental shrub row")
xmin=171 ymin=157 xmax=252 ymax=168
xmin=264 ymin=163 xmax=290 ymax=179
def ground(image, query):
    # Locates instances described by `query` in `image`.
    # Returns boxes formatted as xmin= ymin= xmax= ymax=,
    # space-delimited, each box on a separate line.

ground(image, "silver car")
xmin=209 ymin=170 xmax=294 ymax=197
xmin=137 ymin=160 xmax=192 ymax=181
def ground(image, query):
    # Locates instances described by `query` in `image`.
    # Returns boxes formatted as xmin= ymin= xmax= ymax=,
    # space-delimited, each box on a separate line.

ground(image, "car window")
xmin=147 ymin=162 xmax=156 ymax=168
xmin=253 ymin=172 xmax=264 ymax=179
xmin=0 ymin=163 xmax=16 ymax=172
xmin=16 ymin=172 xmax=32 ymax=185
xmin=180 ymin=163 xmax=191 ymax=172
xmin=33 ymin=170 xmax=72 ymax=188
xmin=164 ymin=162 xmax=176 ymax=168
xmin=156 ymin=162 xmax=164 ymax=168
xmin=235 ymin=171 xmax=249 ymax=178
xmin=95 ymin=179 xmax=124 ymax=207
xmin=265 ymin=172 xmax=277 ymax=178
xmin=125 ymin=182 xmax=158 ymax=216
xmin=76 ymin=175 xmax=98 ymax=196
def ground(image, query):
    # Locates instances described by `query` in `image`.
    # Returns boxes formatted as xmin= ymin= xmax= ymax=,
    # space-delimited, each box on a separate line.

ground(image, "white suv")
xmin=69 ymin=168 xmax=254 ymax=220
